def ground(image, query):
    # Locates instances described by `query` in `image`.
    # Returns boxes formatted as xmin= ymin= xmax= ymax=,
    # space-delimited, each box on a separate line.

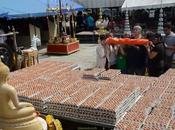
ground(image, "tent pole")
xmin=33 ymin=19 xmax=36 ymax=36
xmin=47 ymin=0 xmax=51 ymax=43
xmin=63 ymin=14 xmax=67 ymax=34
xmin=47 ymin=16 xmax=51 ymax=43
xmin=57 ymin=15 xmax=61 ymax=39
xmin=58 ymin=0 xmax=62 ymax=37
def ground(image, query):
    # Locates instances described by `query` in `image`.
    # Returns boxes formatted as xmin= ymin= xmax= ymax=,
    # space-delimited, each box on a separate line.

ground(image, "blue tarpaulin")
xmin=0 ymin=0 xmax=83 ymax=19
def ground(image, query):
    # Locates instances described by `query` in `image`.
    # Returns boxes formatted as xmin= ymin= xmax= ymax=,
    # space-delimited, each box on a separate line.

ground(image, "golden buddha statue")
xmin=95 ymin=8 xmax=108 ymax=36
xmin=0 ymin=61 xmax=43 ymax=130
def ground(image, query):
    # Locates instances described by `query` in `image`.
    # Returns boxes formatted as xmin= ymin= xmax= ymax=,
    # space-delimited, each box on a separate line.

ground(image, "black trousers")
xmin=127 ymin=67 xmax=146 ymax=76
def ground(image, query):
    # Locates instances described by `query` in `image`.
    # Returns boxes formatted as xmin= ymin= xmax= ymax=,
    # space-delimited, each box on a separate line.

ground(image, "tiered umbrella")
xmin=124 ymin=9 xmax=131 ymax=35
xmin=157 ymin=0 xmax=164 ymax=35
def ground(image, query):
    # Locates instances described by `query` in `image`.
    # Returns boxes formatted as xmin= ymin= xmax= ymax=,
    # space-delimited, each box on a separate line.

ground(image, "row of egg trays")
xmin=16 ymin=75 xmax=82 ymax=99
xmin=168 ymin=120 xmax=175 ymax=130
xmin=19 ymin=96 xmax=45 ymax=112
xmin=98 ymin=69 xmax=121 ymax=80
xmin=21 ymin=80 xmax=139 ymax=112
xmin=9 ymin=61 xmax=67 ymax=78
xmin=42 ymin=64 xmax=79 ymax=80
xmin=79 ymin=85 xmax=117 ymax=108
xmin=114 ymin=121 xmax=140 ymax=130
xmin=114 ymin=85 xmax=168 ymax=127
xmin=9 ymin=69 xmax=75 ymax=88
xmin=97 ymin=85 xmax=140 ymax=112
xmin=142 ymin=92 xmax=175 ymax=128
xmin=44 ymin=89 xmax=139 ymax=125
xmin=115 ymin=82 xmax=174 ymax=128
xmin=10 ymin=61 xmax=76 ymax=80
xmin=115 ymin=120 xmax=169 ymax=130
xmin=115 ymin=88 xmax=141 ymax=123
xmin=18 ymin=79 xmax=97 ymax=106
xmin=110 ymin=83 xmax=175 ymax=130
xmin=82 ymin=68 xmax=106 ymax=77
xmin=82 ymin=69 xmax=121 ymax=81
xmin=46 ymin=102 xmax=116 ymax=125
xmin=160 ymin=68 xmax=175 ymax=77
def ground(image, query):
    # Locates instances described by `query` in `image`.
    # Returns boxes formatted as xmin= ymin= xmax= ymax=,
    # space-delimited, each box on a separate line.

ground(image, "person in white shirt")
xmin=103 ymin=17 xmax=109 ymax=29
xmin=96 ymin=35 xmax=107 ymax=68
xmin=105 ymin=43 xmax=119 ymax=69
xmin=105 ymin=33 xmax=119 ymax=69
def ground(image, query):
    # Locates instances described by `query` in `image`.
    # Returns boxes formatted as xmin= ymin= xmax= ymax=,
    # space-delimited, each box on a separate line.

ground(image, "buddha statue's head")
xmin=0 ymin=61 xmax=9 ymax=84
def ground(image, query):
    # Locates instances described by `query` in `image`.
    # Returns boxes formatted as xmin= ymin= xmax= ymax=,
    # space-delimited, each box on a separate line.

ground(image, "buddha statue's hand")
xmin=18 ymin=102 xmax=34 ymax=108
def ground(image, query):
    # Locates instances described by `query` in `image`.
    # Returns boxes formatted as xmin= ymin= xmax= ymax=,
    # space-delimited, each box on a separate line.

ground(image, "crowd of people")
xmin=96 ymin=23 xmax=175 ymax=77
xmin=76 ymin=11 xmax=120 ymax=33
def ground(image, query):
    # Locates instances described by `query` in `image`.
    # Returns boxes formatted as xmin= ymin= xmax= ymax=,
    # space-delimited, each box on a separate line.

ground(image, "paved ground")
xmin=38 ymin=44 xmax=98 ymax=70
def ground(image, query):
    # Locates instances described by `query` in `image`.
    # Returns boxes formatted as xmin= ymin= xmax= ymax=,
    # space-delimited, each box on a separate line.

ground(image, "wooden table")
xmin=47 ymin=41 xmax=80 ymax=54
xmin=23 ymin=50 xmax=39 ymax=67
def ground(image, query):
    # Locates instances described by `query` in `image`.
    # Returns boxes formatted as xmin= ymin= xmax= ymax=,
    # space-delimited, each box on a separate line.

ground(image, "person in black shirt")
xmin=76 ymin=11 xmax=85 ymax=32
xmin=126 ymin=25 xmax=148 ymax=75
xmin=147 ymin=32 xmax=165 ymax=77
xmin=126 ymin=45 xmax=148 ymax=75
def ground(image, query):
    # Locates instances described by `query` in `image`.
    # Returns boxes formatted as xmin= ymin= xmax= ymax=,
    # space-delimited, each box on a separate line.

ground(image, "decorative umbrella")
xmin=124 ymin=7 xmax=131 ymax=35
xmin=157 ymin=0 xmax=164 ymax=35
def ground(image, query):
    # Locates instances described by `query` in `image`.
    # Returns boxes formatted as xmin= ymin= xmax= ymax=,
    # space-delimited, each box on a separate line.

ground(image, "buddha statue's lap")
xmin=0 ymin=84 xmax=35 ymax=120
xmin=0 ymin=105 xmax=35 ymax=119
xmin=0 ymin=61 xmax=43 ymax=130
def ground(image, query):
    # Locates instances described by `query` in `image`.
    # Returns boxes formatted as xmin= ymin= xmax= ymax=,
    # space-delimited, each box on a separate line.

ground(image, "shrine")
xmin=46 ymin=0 xmax=80 ymax=54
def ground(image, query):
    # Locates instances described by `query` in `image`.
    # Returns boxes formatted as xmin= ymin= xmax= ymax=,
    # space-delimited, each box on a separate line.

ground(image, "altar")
xmin=47 ymin=41 xmax=80 ymax=54
xmin=76 ymin=31 xmax=99 ymax=43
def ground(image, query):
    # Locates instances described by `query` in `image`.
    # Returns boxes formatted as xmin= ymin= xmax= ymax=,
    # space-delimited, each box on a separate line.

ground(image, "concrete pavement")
xmin=38 ymin=44 xmax=98 ymax=70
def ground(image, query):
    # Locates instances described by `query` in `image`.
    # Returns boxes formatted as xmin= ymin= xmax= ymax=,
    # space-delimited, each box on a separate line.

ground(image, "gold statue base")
xmin=0 ymin=114 xmax=43 ymax=130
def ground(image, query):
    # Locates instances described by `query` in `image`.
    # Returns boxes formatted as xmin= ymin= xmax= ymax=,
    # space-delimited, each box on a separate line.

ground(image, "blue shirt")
xmin=86 ymin=16 xmax=94 ymax=28
xmin=165 ymin=32 xmax=175 ymax=56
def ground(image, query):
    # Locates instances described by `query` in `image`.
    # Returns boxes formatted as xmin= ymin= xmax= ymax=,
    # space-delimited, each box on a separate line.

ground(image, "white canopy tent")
xmin=122 ymin=0 xmax=175 ymax=11
xmin=75 ymin=0 xmax=125 ymax=8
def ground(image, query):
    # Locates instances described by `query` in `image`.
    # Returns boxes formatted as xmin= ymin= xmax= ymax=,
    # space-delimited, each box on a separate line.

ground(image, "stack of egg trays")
xmin=77 ymin=106 xmax=116 ymax=126
xmin=115 ymin=121 xmax=141 ymax=130
xmin=46 ymin=98 xmax=116 ymax=126
xmin=47 ymin=103 xmax=116 ymax=126
xmin=115 ymin=88 xmax=141 ymax=123
xmin=99 ymin=69 xmax=121 ymax=80
xmin=82 ymin=68 xmax=105 ymax=79
xmin=46 ymin=102 xmax=79 ymax=119
xmin=140 ymin=124 xmax=167 ymax=130
xmin=161 ymin=68 xmax=175 ymax=77
xmin=167 ymin=120 xmax=175 ymax=130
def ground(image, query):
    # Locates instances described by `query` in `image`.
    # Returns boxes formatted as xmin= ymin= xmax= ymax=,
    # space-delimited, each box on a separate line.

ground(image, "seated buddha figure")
xmin=0 ymin=61 xmax=42 ymax=130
